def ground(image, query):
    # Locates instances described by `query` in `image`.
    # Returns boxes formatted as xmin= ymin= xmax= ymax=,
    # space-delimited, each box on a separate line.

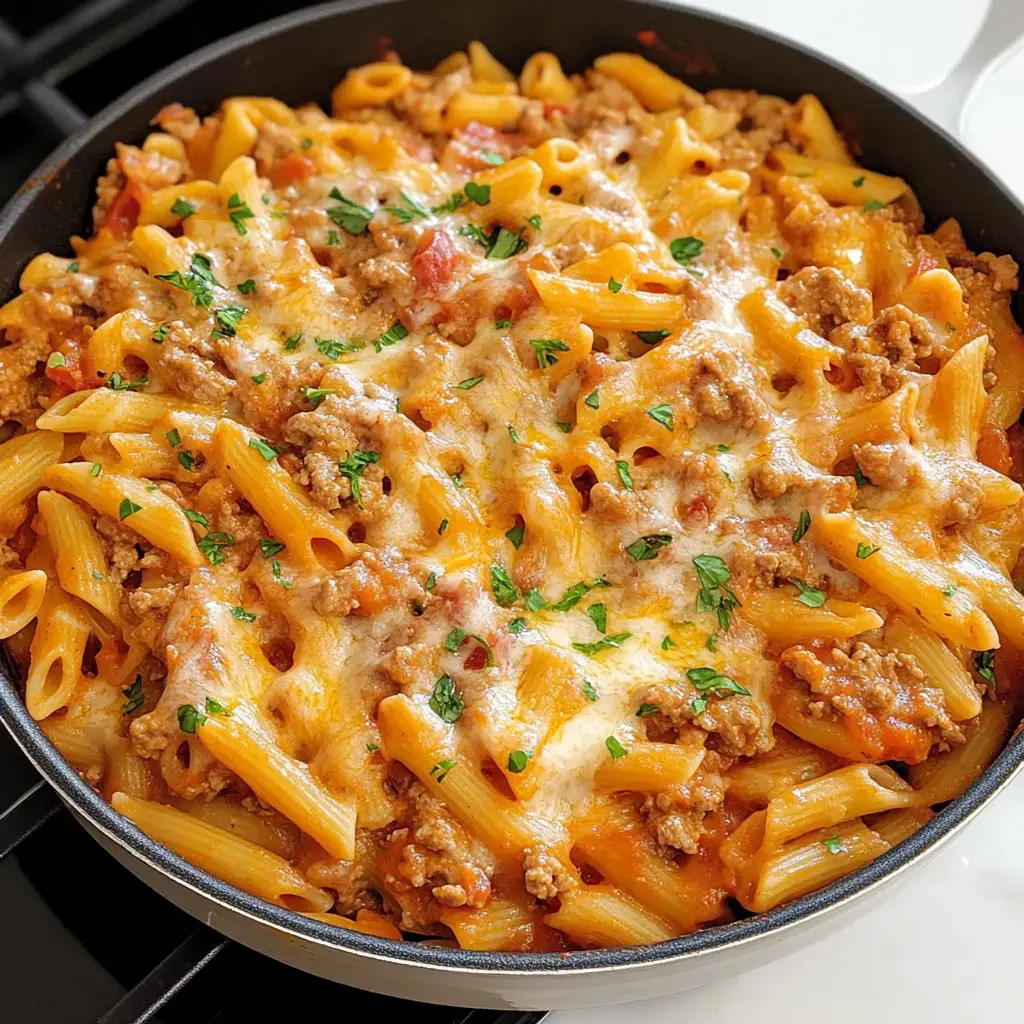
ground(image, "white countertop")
xmin=555 ymin=2 xmax=1024 ymax=1019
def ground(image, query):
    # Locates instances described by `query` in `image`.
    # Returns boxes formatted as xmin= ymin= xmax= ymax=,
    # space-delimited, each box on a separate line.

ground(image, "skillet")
xmin=1 ymin=0 xmax=1023 ymax=1010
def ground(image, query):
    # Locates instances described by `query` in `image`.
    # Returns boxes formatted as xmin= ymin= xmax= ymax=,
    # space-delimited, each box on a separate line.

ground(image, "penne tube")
xmin=761 ymin=764 xmax=912 ymax=851
xmin=0 ymin=430 xmax=64 ymax=530
xmin=884 ymin=616 xmax=982 ymax=721
xmin=169 ymin=795 xmax=299 ymax=860
xmin=529 ymin=139 xmax=590 ymax=191
xmin=740 ymin=590 xmax=883 ymax=646
xmin=198 ymin=711 xmax=358 ymax=862
xmin=727 ymin=734 xmax=838 ymax=805
xmin=789 ymin=94 xmax=851 ymax=164
xmin=528 ymin=269 xmax=687 ymax=330
xmin=739 ymin=287 xmax=841 ymax=373
xmin=332 ymin=62 xmax=413 ymax=110
xmin=443 ymin=92 xmax=527 ymax=131
xmin=593 ymin=53 xmax=702 ymax=111
xmin=440 ymin=898 xmax=562 ymax=952
xmin=112 ymin=792 xmax=333 ymax=913
xmin=813 ymin=510 xmax=998 ymax=650
xmin=0 ymin=567 xmax=47 ymax=640
xmin=473 ymin=156 xmax=543 ymax=211
xmin=468 ymin=40 xmax=515 ymax=83
xmin=639 ymin=117 xmax=720 ymax=198
xmin=37 ymin=490 xmax=120 ymax=625
xmin=304 ymin=910 xmax=403 ymax=940
xmin=747 ymin=819 xmax=889 ymax=913
xmin=520 ymin=52 xmax=575 ymax=103
xmin=25 ymin=584 xmax=91 ymax=720
xmin=868 ymin=806 xmax=935 ymax=847
xmin=922 ymin=334 xmax=988 ymax=456
xmin=212 ymin=418 xmax=356 ymax=571
xmin=544 ymin=885 xmax=677 ymax=947
xmin=563 ymin=242 xmax=639 ymax=284
xmin=769 ymin=149 xmax=907 ymax=206
xmin=43 ymin=462 xmax=203 ymax=569
xmin=593 ymin=742 xmax=705 ymax=793
xmin=36 ymin=388 xmax=211 ymax=433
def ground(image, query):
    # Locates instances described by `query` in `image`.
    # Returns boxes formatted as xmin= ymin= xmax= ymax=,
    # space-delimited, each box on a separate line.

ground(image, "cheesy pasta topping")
xmin=1 ymin=42 xmax=1022 ymax=950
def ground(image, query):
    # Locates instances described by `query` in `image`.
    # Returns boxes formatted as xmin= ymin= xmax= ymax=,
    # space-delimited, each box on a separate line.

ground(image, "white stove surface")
xmin=555 ymin=2 xmax=1024 ymax=1019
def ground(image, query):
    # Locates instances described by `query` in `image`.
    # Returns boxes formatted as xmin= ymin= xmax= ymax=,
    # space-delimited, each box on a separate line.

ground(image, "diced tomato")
xmin=463 ymin=644 xmax=489 ymax=671
xmin=978 ymin=424 xmax=1013 ymax=476
xmin=268 ymin=151 xmax=316 ymax=188
xmin=104 ymin=180 xmax=148 ymax=239
xmin=412 ymin=228 xmax=459 ymax=292
xmin=635 ymin=29 xmax=659 ymax=47
xmin=44 ymin=341 xmax=88 ymax=392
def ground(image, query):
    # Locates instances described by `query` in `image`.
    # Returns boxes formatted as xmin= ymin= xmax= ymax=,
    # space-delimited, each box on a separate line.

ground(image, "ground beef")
xmin=705 ymin=90 xmax=792 ymax=170
xmin=780 ymin=640 xmax=963 ymax=763
xmin=642 ymin=764 xmax=727 ymax=854
xmin=92 ymin=156 xmax=126 ymax=228
xmin=850 ymin=441 xmax=920 ymax=490
xmin=777 ymin=266 xmax=873 ymax=338
xmin=523 ymin=847 xmax=575 ymax=901
xmin=730 ymin=516 xmax=820 ymax=589
xmin=94 ymin=515 xmax=165 ymax=583
xmin=306 ymin=841 xmax=380 ymax=916
xmin=687 ymin=349 xmax=768 ymax=430
xmin=157 ymin=347 xmax=236 ymax=406
xmin=313 ymin=546 xmax=424 ymax=618
xmin=382 ymin=783 xmax=494 ymax=913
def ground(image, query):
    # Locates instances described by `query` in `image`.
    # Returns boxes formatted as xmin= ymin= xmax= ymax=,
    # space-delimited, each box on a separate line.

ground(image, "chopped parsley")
xmin=852 ymin=176 xmax=866 ymax=188
xmin=507 ymin=423 xmax=520 ymax=443
xmin=463 ymin=181 xmax=491 ymax=206
xmin=430 ymin=758 xmax=457 ymax=783
xmin=856 ymin=543 xmax=880 ymax=559
xmin=583 ymin=679 xmax=599 ymax=701
xmin=67 ymin=260 xmax=80 ymax=273
xmin=670 ymin=236 xmax=703 ymax=266
xmin=488 ymin=226 xmax=527 ymax=259
xmin=572 ymin=632 xmax=632 ymax=656
xmin=625 ymin=533 xmax=673 ymax=561
xmin=326 ymin=187 xmax=373 ymax=234
xmin=155 ymin=252 xmax=222 ymax=309
xmin=505 ymin=521 xmax=525 ymax=548
xmin=480 ymin=150 xmax=505 ymax=165
xmin=384 ymin=191 xmax=430 ymax=222
xmin=300 ymin=386 xmax=337 ymax=406
xmin=508 ymin=616 xmax=528 ymax=634
xmin=647 ymin=403 xmax=674 ymax=431
xmin=770 ymin=247 xmax=782 ymax=259
xmin=301 ymin=137 xmax=314 ymax=149
xmin=789 ymin=578 xmax=826 ymax=607
xmin=259 ymin=538 xmax=285 ymax=558
xmin=444 ymin=628 xmax=494 ymax=667
xmin=429 ymin=674 xmax=464 ymax=723
xmin=152 ymin=324 xmax=170 ymax=343
xmin=507 ymin=749 xmax=532 ymax=773
xmin=90 ymin=462 xmax=102 ymax=477
xmin=432 ymin=192 xmax=468 ymax=215
xmin=248 ymin=436 xmax=278 ymax=461
xmin=584 ymin=390 xmax=599 ymax=410
xmin=550 ymin=577 xmax=610 ymax=612
xmin=693 ymin=553 xmax=740 ymax=630
xmin=616 ymin=460 xmax=633 ymax=490
xmin=821 ymin=834 xmax=843 ymax=855
xmin=705 ymin=632 xmax=718 ymax=652
xmin=453 ymin=375 xmax=484 ymax=390
xmin=942 ymin=584 xmax=958 ymax=597
xmin=495 ymin=319 xmax=512 ymax=329
xmin=529 ymin=337 xmax=570 ymax=369
xmin=636 ymin=703 xmax=659 ymax=717
xmin=118 ymin=497 xmax=142 ymax=520
xmin=555 ymin=421 xmax=573 ymax=433
xmin=197 ymin=531 xmax=235 ymax=565
xmin=46 ymin=351 xmax=66 ymax=369
xmin=366 ymin=742 xmax=379 ymax=752
xmin=171 ymin=197 xmax=196 ymax=219
xmin=525 ymin=588 xmax=547 ymax=612
xmin=183 ymin=508 xmax=209 ymax=527
xmin=108 ymin=372 xmax=148 ymax=391
xmin=231 ymin=606 xmax=257 ymax=623
xmin=374 ymin=322 xmax=408 ymax=352
xmin=315 ymin=336 xmax=358 ymax=360
xmin=586 ymin=603 xmax=607 ymax=634
xmin=973 ymin=650 xmax=997 ymax=691
xmin=225 ymin=192 xmax=255 ymax=235
xmin=177 ymin=703 xmax=207 ymax=733
xmin=793 ymin=510 xmax=811 ymax=543
xmin=122 ymin=676 xmax=145 ymax=715
xmin=339 ymin=450 xmax=380 ymax=509
xmin=661 ymin=635 xmax=677 ymax=651
xmin=526 ymin=214 xmax=542 ymax=229
xmin=178 ymin=450 xmax=197 ymax=471
xmin=211 ymin=305 xmax=246 ymax=338
xmin=635 ymin=329 xmax=670 ymax=344
xmin=327 ymin=229 xmax=340 ymax=246
xmin=207 ymin=695 xmax=231 ymax=715
xmin=608 ymin=276 xmax=623 ymax=293
xmin=283 ymin=333 xmax=304 ymax=352
xmin=490 ymin=564 xmax=519 ymax=607
xmin=605 ymin=735 xmax=628 ymax=760
xmin=863 ymin=199 xmax=885 ymax=212
xmin=237 ymin=278 xmax=256 ymax=295
xmin=251 ymin=373 xmax=266 ymax=385
xmin=438 ymin=518 xmax=449 ymax=535
xmin=686 ymin=666 xmax=750 ymax=698
xmin=271 ymin=558 xmax=293 ymax=589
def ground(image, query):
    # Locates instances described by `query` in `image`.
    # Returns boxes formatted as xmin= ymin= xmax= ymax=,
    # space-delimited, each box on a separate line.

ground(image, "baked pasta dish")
xmin=1 ymin=41 xmax=1022 ymax=951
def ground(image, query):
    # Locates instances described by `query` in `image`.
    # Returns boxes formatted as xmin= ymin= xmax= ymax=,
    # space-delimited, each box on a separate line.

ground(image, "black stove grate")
xmin=0 ymin=3 xmax=547 ymax=1021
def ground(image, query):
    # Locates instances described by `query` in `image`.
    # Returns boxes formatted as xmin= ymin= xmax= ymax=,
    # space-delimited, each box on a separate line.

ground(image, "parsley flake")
xmin=490 ymin=565 xmax=520 ymax=607
xmin=635 ymin=329 xmax=670 ymax=344
xmin=625 ymin=533 xmax=673 ymax=561
xmin=177 ymin=703 xmax=207 ymax=733
xmin=507 ymin=749 xmax=532 ymax=773
xmin=429 ymin=674 xmax=464 ymax=723
xmin=232 ymin=606 xmax=257 ymax=623
xmin=454 ymin=375 xmax=484 ymax=390
xmin=122 ymin=676 xmax=145 ymax=715
xmin=326 ymin=188 xmax=373 ymax=234
xmin=793 ymin=510 xmax=811 ymax=543
xmin=248 ymin=436 xmax=278 ymax=461
xmin=171 ymin=197 xmax=196 ymax=219
xmin=339 ymin=450 xmax=380 ymax=509
xmin=505 ymin=521 xmax=525 ymax=549
xmin=789 ymin=578 xmax=826 ymax=607
xmin=856 ymin=543 xmax=880 ymax=559
xmin=647 ymin=403 xmax=674 ymax=431
xmin=616 ymin=460 xmax=633 ymax=490
xmin=608 ymin=276 xmax=623 ymax=293
xmin=573 ymin=632 xmax=632 ymax=656
xmin=118 ymin=497 xmax=142 ymax=520
xmin=529 ymin=337 xmax=570 ymax=369
xmin=586 ymin=603 xmax=607 ymax=634
xmin=605 ymin=735 xmax=628 ymax=760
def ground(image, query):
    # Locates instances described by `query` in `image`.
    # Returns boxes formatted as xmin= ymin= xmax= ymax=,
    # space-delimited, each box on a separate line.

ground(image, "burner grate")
xmin=0 ymin=3 xmax=547 ymax=1021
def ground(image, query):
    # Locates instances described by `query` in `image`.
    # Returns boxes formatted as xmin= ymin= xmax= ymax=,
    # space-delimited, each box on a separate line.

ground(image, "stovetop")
xmin=0 ymin=2 xmax=542 ymax=1020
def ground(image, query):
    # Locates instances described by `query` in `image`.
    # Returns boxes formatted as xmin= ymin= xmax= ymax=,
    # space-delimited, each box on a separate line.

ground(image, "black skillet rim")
xmin=2 ymin=0 xmax=1023 ymax=976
